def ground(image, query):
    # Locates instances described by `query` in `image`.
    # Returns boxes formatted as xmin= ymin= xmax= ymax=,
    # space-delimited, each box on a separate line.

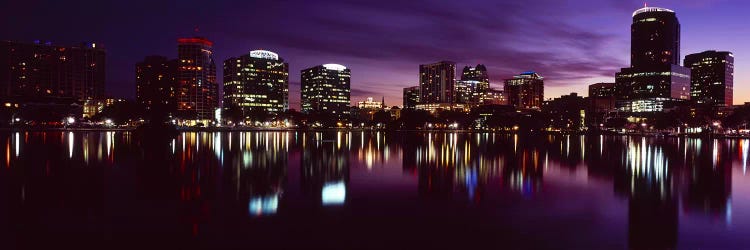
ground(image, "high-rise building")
xmin=615 ymin=6 xmax=690 ymax=104
xmin=504 ymin=71 xmax=544 ymax=110
xmin=455 ymin=80 xmax=478 ymax=104
xmin=301 ymin=64 xmax=351 ymax=120
xmin=176 ymin=37 xmax=218 ymax=122
xmin=684 ymin=50 xmax=734 ymax=106
xmin=0 ymin=40 xmax=105 ymax=101
xmin=630 ymin=7 xmax=681 ymax=68
xmin=403 ymin=86 xmax=420 ymax=109
xmin=419 ymin=61 xmax=455 ymax=104
xmin=136 ymin=56 xmax=177 ymax=113
xmin=223 ymin=50 xmax=289 ymax=115
xmin=461 ymin=64 xmax=490 ymax=93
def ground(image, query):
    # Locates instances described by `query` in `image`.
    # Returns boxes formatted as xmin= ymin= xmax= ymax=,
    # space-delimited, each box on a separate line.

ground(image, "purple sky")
xmin=1 ymin=0 xmax=747 ymax=109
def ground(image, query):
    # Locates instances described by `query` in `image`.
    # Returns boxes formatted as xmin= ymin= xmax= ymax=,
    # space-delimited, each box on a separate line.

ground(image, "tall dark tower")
xmin=630 ymin=6 xmax=681 ymax=68
xmin=136 ymin=56 xmax=178 ymax=114
xmin=615 ymin=6 xmax=690 ymax=112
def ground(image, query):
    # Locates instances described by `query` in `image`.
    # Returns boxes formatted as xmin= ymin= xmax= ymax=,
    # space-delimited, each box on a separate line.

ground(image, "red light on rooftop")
xmin=178 ymin=37 xmax=213 ymax=47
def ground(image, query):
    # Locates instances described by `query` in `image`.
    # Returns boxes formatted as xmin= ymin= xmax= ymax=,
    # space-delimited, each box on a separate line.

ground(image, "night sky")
xmin=1 ymin=0 xmax=746 ymax=109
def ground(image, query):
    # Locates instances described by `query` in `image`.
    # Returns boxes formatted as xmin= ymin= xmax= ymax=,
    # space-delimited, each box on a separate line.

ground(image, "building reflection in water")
xmin=682 ymin=138 xmax=732 ymax=224
xmin=401 ymin=133 xmax=541 ymax=201
xmin=225 ymin=132 xmax=288 ymax=216
xmin=613 ymin=137 xmax=678 ymax=250
xmin=301 ymin=131 xmax=349 ymax=206
xmin=1 ymin=131 xmax=749 ymax=247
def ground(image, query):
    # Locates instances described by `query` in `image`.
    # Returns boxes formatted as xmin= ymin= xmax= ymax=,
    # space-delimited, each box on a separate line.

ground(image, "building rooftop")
xmin=322 ymin=64 xmax=347 ymax=71
xmin=633 ymin=6 xmax=674 ymax=17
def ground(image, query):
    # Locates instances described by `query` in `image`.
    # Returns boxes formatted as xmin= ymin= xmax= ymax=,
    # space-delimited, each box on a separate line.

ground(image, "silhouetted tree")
xmin=394 ymin=109 xmax=433 ymax=129
xmin=92 ymin=101 xmax=144 ymax=124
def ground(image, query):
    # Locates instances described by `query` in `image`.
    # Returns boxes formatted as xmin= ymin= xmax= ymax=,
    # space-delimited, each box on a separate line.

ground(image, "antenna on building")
xmin=644 ymin=2 xmax=647 ymax=7
xmin=382 ymin=96 xmax=385 ymax=108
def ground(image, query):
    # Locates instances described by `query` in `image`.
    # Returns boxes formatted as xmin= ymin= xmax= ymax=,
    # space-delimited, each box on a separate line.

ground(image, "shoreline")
xmin=0 ymin=127 xmax=748 ymax=139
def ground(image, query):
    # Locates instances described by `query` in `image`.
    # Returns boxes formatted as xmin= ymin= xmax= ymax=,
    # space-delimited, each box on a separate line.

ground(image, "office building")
xmin=419 ymin=61 xmax=455 ymax=104
xmin=504 ymin=71 xmax=544 ymax=110
xmin=403 ymin=86 xmax=420 ymax=109
xmin=480 ymin=88 xmax=506 ymax=105
xmin=543 ymin=93 xmax=587 ymax=131
xmin=684 ymin=50 xmax=734 ymax=106
xmin=177 ymin=37 xmax=218 ymax=122
xmin=455 ymin=80 xmax=479 ymax=104
xmin=223 ymin=49 xmax=289 ymax=115
xmin=615 ymin=6 xmax=691 ymax=106
xmin=0 ymin=40 xmax=105 ymax=101
xmin=301 ymin=64 xmax=351 ymax=120
xmin=588 ymin=82 xmax=616 ymax=126
xmin=136 ymin=56 xmax=177 ymax=113
xmin=461 ymin=64 xmax=490 ymax=92
xmin=460 ymin=64 xmax=490 ymax=104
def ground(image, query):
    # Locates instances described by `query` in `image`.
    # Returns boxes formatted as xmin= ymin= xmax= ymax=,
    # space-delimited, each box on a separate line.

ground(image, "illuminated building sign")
xmin=249 ymin=50 xmax=279 ymax=60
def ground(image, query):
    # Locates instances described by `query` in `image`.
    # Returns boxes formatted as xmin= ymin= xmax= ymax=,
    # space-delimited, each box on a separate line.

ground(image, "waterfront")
xmin=1 ymin=131 xmax=749 ymax=249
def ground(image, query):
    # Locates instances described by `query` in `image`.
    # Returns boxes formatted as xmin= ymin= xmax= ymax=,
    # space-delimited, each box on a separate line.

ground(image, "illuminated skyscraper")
xmin=0 ymin=40 xmax=105 ymax=100
xmin=419 ymin=61 xmax=455 ymax=104
xmin=177 ymin=37 xmax=218 ymax=122
xmin=504 ymin=71 xmax=544 ymax=110
xmin=684 ymin=50 xmax=734 ymax=106
xmin=615 ymin=6 xmax=690 ymax=105
xmin=456 ymin=64 xmax=490 ymax=105
xmin=301 ymin=64 xmax=351 ymax=120
xmin=136 ymin=56 xmax=177 ymax=113
xmin=223 ymin=50 xmax=289 ymax=115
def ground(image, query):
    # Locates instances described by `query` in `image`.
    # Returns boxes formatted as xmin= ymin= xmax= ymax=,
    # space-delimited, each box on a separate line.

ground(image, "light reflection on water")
xmin=0 ymin=131 xmax=749 ymax=248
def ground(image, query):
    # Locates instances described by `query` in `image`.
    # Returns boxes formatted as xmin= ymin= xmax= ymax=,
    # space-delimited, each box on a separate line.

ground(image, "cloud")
xmin=0 ymin=0 xmax=638 ymax=106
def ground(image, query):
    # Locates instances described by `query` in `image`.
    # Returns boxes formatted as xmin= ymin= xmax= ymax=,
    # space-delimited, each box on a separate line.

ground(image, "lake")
xmin=0 ymin=131 xmax=748 ymax=249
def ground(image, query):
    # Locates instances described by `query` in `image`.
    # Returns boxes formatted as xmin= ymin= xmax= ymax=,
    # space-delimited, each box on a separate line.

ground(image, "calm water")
xmin=0 ymin=131 xmax=749 ymax=249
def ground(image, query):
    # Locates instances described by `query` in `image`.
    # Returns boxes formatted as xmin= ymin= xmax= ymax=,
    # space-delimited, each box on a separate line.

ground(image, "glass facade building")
xmin=223 ymin=50 xmax=289 ymax=115
xmin=460 ymin=64 xmax=490 ymax=103
xmin=684 ymin=50 xmax=734 ymax=106
xmin=301 ymin=64 xmax=351 ymax=120
xmin=403 ymin=86 xmax=420 ymax=109
xmin=504 ymin=72 xmax=544 ymax=110
xmin=615 ymin=6 xmax=691 ymax=109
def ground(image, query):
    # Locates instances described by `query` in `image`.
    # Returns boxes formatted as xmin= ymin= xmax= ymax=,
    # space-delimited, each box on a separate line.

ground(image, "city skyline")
xmin=1 ymin=0 xmax=747 ymax=109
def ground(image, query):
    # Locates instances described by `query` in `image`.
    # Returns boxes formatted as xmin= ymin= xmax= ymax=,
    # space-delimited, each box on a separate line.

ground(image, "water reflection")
xmin=0 ymin=131 xmax=748 ymax=248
